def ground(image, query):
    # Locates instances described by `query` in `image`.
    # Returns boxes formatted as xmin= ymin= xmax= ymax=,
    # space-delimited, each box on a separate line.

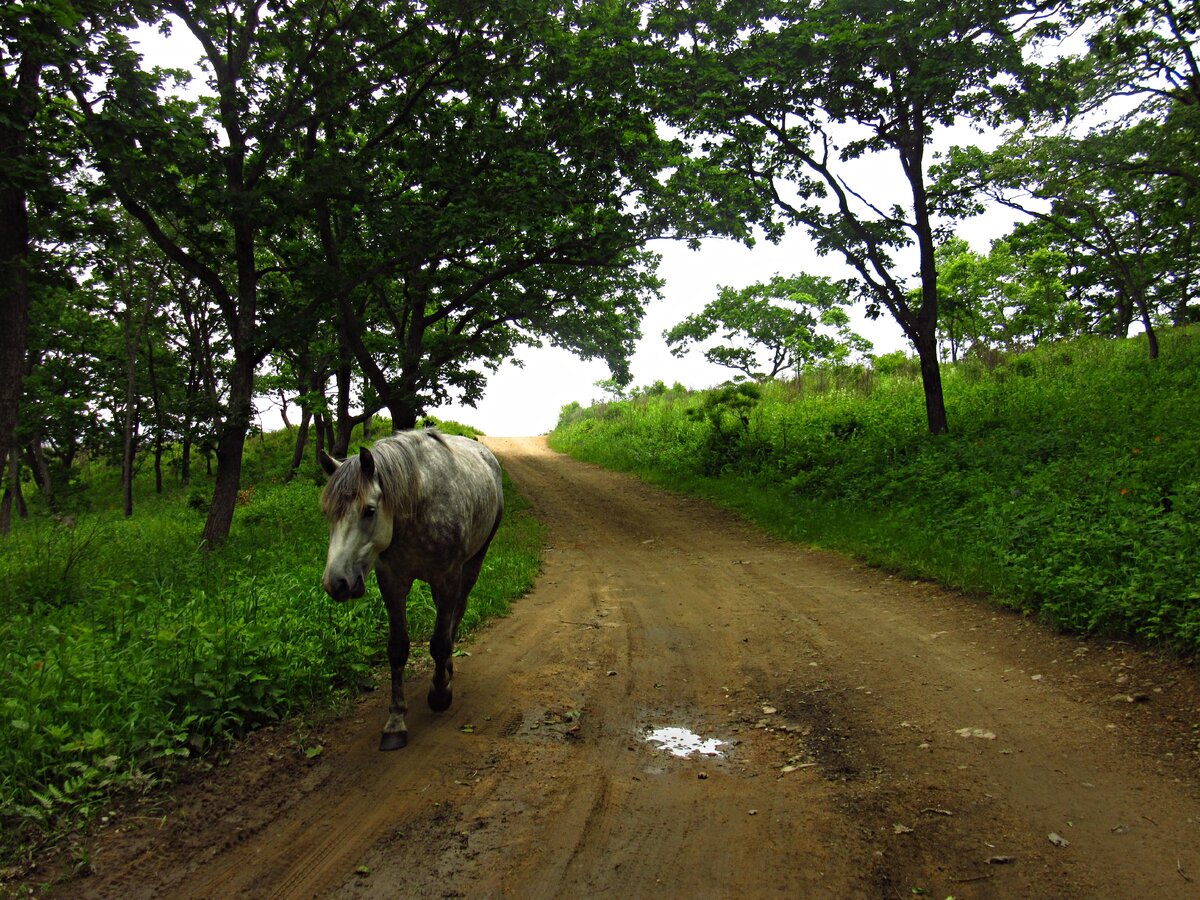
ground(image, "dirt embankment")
xmin=36 ymin=436 xmax=1200 ymax=898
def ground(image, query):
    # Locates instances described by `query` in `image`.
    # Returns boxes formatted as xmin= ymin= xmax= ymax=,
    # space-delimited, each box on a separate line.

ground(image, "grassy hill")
xmin=0 ymin=419 xmax=542 ymax=863
xmin=551 ymin=328 xmax=1200 ymax=655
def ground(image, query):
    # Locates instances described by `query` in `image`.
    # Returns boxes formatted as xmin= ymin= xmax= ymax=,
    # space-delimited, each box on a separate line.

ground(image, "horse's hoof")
xmin=427 ymin=688 xmax=452 ymax=712
xmin=379 ymin=731 xmax=408 ymax=751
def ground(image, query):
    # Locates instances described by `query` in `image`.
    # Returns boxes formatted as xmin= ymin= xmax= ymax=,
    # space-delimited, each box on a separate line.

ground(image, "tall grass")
xmin=551 ymin=328 xmax=1200 ymax=653
xmin=0 ymin=424 xmax=542 ymax=861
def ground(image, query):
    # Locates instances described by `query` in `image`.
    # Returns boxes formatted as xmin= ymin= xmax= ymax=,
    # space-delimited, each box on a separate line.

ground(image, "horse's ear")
xmin=318 ymin=449 xmax=341 ymax=478
xmin=359 ymin=446 xmax=375 ymax=480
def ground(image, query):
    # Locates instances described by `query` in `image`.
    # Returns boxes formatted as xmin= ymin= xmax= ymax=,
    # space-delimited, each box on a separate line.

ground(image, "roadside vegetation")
xmin=551 ymin=328 xmax=1200 ymax=654
xmin=0 ymin=419 xmax=542 ymax=867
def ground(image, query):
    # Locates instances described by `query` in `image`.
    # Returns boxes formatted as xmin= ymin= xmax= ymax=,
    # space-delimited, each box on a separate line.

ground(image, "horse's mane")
xmin=320 ymin=429 xmax=448 ymax=520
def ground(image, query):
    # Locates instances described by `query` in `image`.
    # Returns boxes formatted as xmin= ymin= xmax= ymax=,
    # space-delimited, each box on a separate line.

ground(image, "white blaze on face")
xmin=322 ymin=483 xmax=392 ymax=600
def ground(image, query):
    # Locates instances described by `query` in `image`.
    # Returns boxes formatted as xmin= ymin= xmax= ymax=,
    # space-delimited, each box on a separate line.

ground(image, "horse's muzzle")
xmin=325 ymin=571 xmax=366 ymax=602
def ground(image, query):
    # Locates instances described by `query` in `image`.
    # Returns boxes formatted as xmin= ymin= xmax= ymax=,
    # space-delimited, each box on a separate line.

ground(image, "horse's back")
xmin=393 ymin=431 xmax=503 ymax=563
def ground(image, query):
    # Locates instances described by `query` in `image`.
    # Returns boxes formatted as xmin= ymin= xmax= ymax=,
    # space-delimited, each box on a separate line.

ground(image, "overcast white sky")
xmin=130 ymin=21 xmax=1019 ymax=438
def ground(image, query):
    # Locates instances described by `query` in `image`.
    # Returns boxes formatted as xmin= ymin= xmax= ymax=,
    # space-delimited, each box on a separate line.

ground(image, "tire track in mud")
xmin=57 ymin=436 xmax=1200 ymax=899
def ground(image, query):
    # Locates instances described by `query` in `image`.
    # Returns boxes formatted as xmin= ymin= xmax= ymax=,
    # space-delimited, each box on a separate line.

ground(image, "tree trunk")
xmin=913 ymin=329 xmax=949 ymax=436
xmin=0 ymin=171 xmax=32 ymax=525
xmin=200 ymin=208 xmax=258 ymax=548
xmin=286 ymin=406 xmax=312 ymax=482
xmin=1 ymin=449 xmax=27 ymax=534
xmin=388 ymin=399 xmax=420 ymax=431
xmin=122 ymin=336 xmax=139 ymax=518
xmin=314 ymin=413 xmax=327 ymax=458
xmin=144 ymin=329 xmax=165 ymax=493
xmin=25 ymin=438 xmax=52 ymax=505
xmin=121 ymin=407 xmax=138 ymax=518
xmin=181 ymin=435 xmax=192 ymax=484
xmin=201 ymin=351 xmax=254 ymax=547
xmin=321 ymin=414 xmax=335 ymax=455
xmin=154 ymin=438 xmax=164 ymax=494
xmin=1132 ymin=283 xmax=1159 ymax=359
xmin=333 ymin=356 xmax=353 ymax=457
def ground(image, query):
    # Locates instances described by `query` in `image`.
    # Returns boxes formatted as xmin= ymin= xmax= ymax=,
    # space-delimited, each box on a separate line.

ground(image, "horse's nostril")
xmin=325 ymin=575 xmax=351 ymax=602
xmin=324 ymin=572 xmax=362 ymax=602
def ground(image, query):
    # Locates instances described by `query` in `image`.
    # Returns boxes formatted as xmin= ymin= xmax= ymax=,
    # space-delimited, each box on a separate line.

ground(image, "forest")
xmin=1 ymin=0 xmax=1197 ymax=868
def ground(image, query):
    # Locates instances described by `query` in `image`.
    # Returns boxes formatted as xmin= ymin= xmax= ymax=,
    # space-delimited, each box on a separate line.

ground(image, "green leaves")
xmin=647 ymin=0 xmax=1064 ymax=434
xmin=664 ymin=273 xmax=870 ymax=379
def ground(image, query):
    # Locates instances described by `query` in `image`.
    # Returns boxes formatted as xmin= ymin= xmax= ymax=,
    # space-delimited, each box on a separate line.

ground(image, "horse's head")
xmin=318 ymin=446 xmax=394 ymax=602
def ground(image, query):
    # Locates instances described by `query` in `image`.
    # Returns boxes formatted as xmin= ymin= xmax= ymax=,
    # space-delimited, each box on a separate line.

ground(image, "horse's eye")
xmin=363 ymin=505 xmax=377 ymax=519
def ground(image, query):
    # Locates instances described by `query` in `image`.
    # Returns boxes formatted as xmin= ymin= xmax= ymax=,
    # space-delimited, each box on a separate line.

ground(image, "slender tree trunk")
xmin=279 ymin=390 xmax=292 ymax=430
xmin=181 ymin=435 xmax=193 ymax=484
xmin=121 ymin=409 xmax=138 ymax=518
xmin=333 ymin=356 xmax=353 ymax=457
xmin=25 ymin=438 xmax=52 ymax=505
xmin=1133 ymin=286 xmax=1159 ymax=359
xmin=0 ymin=449 xmax=27 ymax=534
xmin=913 ymin=330 xmax=949 ymax=436
xmin=0 ymin=175 xmax=32 ymax=527
xmin=200 ymin=210 xmax=258 ymax=548
xmin=201 ymin=351 xmax=254 ymax=547
xmin=321 ymin=414 xmax=335 ymax=455
xmin=144 ymin=330 xmax=165 ymax=493
xmin=286 ymin=407 xmax=312 ymax=482
xmin=122 ymin=347 xmax=139 ymax=518
xmin=314 ymin=413 xmax=327 ymax=459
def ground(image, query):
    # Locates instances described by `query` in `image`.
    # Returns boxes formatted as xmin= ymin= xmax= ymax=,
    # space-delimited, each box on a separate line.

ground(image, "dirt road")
xmin=60 ymin=437 xmax=1200 ymax=898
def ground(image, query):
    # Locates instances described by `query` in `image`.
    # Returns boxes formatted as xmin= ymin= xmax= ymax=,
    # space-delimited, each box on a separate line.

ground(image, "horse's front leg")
xmin=427 ymin=573 xmax=463 ymax=713
xmin=376 ymin=565 xmax=413 ymax=751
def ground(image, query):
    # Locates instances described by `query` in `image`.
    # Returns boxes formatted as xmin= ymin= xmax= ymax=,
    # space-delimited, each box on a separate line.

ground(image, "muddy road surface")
xmin=53 ymin=437 xmax=1200 ymax=898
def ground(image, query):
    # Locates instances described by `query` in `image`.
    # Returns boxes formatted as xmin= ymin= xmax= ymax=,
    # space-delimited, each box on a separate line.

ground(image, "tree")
xmin=943 ymin=126 xmax=1196 ymax=356
xmin=649 ymin=0 xmax=1062 ymax=433
xmin=934 ymin=235 xmax=1080 ymax=359
xmin=300 ymin=1 xmax=700 ymax=430
xmin=61 ymin=0 xmax=418 ymax=545
xmin=1 ymin=1 xmax=146 ymax=531
xmin=664 ymin=274 xmax=870 ymax=379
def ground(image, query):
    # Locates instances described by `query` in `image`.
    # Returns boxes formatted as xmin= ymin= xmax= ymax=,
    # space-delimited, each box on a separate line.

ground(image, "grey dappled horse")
xmin=319 ymin=429 xmax=504 ymax=750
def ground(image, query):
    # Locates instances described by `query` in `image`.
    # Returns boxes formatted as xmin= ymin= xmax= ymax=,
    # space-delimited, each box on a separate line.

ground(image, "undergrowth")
xmin=551 ymin=328 xmax=1200 ymax=654
xmin=0 ymin=422 xmax=542 ymax=866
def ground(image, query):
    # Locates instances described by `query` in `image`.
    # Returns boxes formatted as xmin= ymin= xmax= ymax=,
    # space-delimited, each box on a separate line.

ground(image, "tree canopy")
xmin=644 ymin=0 xmax=1066 ymax=433
xmin=3 ymin=0 xmax=1198 ymax=536
xmin=664 ymin=274 xmax=870 ymax=380
xmin=4 ymin=0 xmax=734 ymax=542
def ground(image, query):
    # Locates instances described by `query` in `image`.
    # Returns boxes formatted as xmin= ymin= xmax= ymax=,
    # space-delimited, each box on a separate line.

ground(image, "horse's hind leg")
xmin=428 ymin=534 xmax=495 ymax=713
xmin=427 ymin=574 xmax=461 ymax=713
xmin=377 ymin=565 xmax=413 ymax=751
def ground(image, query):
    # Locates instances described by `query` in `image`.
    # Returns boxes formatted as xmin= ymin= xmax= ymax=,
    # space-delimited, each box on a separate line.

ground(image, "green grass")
xmin=551 ymin=328 xmax=1200 ymax=654
xmin=0 ymin=422 xmax=542 ymax=864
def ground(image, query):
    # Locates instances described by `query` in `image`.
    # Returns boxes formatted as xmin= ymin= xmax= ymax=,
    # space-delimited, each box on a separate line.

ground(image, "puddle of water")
xmin=644 ymin=726 xmax=726 ymax=758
